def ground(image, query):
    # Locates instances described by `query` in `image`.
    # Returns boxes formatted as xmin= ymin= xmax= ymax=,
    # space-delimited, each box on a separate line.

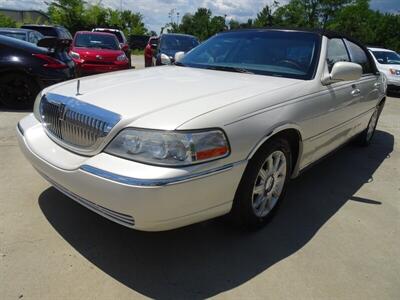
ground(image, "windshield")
xmin=0 ymin=32 xmax=26 ymax=41
xmin=160 ymin=35 xmax=199 ymax=52
xmin=74 ymin=33 xmax=120 ymax=50
xmin=372 ymin=51 xmax=400 ymax=65
xmin=179 ymin=30 xmax=320 ymax=80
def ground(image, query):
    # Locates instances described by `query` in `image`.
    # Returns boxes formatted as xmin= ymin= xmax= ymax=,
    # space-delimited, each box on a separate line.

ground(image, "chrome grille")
xmin=40 ymin=93 xmax=121 ymax=153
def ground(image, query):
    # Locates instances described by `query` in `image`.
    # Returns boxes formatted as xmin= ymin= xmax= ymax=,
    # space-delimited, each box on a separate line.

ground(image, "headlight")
xmin=33 ymin=91 xmax=43 ymax=121
xmin=70 ymin=51 xmax=80 ymax=60
xmin=105 ymin=128 xmax=230 ymax=166
xmin=116 ymin=54 xmax=127 ymax=62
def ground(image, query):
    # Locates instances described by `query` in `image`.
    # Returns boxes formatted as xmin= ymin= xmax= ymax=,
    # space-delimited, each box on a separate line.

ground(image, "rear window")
xmin=22 ymin=26 xmax=58 ymax=37
xmin=58 ymin=28 xmax=72 ymax=39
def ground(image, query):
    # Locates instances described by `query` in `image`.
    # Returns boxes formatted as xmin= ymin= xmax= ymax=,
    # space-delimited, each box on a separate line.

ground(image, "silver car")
xmin=17 ymin=29 xmax=386 ymax=231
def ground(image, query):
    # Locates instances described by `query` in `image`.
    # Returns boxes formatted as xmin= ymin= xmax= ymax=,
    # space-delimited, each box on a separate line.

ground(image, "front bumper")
xmin=76 ymin=62 xmax=129 ymax=75
xmin=17 ymin=114 xmax=246 ymax=231
xmin=386 ymin=75 xmax=400 ymax=87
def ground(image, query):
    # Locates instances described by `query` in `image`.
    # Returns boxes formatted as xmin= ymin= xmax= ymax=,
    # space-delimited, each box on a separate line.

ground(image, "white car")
xmin=368 ymin=47 xmax=400 ymax=91
xmin=18 ymin=29 xmax=386 ymax=231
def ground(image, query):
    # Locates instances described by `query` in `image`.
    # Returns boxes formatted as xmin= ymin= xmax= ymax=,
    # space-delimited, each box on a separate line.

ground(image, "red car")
xmin=144 ymin=36 xmax=159 ymax=67
xmin=92 ymin=28 xmax=131 ymax=66
xmin=70 ymin=31 xmax=129 ymax=76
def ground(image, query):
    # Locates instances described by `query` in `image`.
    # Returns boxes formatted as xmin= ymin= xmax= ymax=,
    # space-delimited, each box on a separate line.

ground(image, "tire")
xmin=231 ymin=138 xmax=292 ymax=229
xmin=0 ymin=73 xmax=40 ymax=109
xmin=357 ymin=103 xmax=383 ymax=146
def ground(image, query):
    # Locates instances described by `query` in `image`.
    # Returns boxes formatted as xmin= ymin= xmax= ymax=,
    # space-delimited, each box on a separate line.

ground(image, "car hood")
xmin=46 ymin=66 xmax=302 ymax=130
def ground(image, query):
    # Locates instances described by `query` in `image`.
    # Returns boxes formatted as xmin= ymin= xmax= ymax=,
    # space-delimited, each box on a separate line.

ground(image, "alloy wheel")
xmin=252 ymin=150 xmax=287 ymax=218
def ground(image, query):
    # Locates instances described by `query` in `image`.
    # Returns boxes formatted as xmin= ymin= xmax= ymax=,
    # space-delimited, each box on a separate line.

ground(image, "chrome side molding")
xmin=80 ymin=161 xmax=246 ymax=187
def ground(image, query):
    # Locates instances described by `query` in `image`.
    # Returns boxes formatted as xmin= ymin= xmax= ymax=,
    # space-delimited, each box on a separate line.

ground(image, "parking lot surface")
xmin=0 ymin=93 xmax=399 ymax=299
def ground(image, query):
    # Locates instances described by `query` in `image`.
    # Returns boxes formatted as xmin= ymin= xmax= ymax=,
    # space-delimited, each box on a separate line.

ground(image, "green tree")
xmin=47 ymin=0 xmax=148 ymax=35
xmin=229 ymin=19 xmax=240 ymax=30
xmin=0 ymin=13 xmax=17 ymax=27
xmin=210 ymin=15 xmax=227 ymax=35
xmin=273 ymin=0 xmax=353 ymax=28
xmin=327 ymin=0 xmax=375 ymax=41
xmin=170 ymin=8 xmax=227 ymax=40
xmin=48 ymin=0 xmax=86 ymax=34
xmin=254 ymin=2 xmax=279 ymax=27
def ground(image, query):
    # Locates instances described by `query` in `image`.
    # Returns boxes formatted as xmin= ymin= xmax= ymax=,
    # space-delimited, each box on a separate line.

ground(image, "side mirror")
xmin=323 ymin=62 xmax=362 ymax=84
xmin=160 ymin=53 xmax=171 ymax=65
xmin=174 ymin=51 xmax=185 ymax=62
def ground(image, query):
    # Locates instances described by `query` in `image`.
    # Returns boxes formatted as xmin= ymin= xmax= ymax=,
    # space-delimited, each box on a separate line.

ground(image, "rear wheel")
xmin=0 ymin=73 xmax=39 ymax=109
xmin=358 ymin=104 xmax=382 ymax=146
xmin=231 ymin=138 xmax=292 ymax=229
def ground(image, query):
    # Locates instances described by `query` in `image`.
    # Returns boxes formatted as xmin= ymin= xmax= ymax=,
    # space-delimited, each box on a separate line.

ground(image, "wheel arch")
xmin=247 ymin=124 xmax=304 ymax=178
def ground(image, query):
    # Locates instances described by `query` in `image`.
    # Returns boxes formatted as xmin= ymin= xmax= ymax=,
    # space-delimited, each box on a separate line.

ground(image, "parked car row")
xmin=144 ymin=33 xmax=200 ymax=67
xmin=0 ymin=25 xmax=133 ymax=108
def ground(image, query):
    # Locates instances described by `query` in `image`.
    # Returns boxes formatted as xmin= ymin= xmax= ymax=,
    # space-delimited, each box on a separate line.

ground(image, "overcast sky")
xmin=1 ymin=0 xmax=398 ymax=33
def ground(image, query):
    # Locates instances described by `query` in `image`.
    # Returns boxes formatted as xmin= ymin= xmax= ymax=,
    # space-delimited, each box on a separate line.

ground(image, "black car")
xmin=20 ymin=24 xmax=72 ymax=40
xmin=0 ymin=35 xmax=76 ymax=108
xmin=0 ymin=28 xmax=44 ymax=44
xmin=155 ymin=33 xmax=199 ymax=65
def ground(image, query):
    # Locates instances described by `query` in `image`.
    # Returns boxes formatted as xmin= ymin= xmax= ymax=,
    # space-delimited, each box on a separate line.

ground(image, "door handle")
xmin=351 ymin=89 xmax=361 ymax=97
xmin=374 ymin=82 xmax=381 ymax=88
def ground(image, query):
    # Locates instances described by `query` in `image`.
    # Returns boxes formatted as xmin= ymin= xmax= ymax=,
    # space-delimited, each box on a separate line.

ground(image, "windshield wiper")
xmin=205 ymin=65 xmax=254 ymax=74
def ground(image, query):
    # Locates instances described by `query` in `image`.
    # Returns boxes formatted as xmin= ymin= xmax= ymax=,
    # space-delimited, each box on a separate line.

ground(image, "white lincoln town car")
xmin=17 ymin=29 xmax=386 ymax=231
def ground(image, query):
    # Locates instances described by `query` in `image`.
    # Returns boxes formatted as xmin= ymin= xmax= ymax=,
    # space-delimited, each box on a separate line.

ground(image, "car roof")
xmin=368 ymin=47 xmax=396 ymax=53
xmin=219 ymin=27 xmax=365 ymax=41
xmin=0 ymin=28 xmax=32 ymax=33
xmin=22 ymin=24 xmax=65 ymax=29
xmin=75 ymin=31 xmax=116 ymax=36
xmin=93 ymin=28 xmax=122 ymax=33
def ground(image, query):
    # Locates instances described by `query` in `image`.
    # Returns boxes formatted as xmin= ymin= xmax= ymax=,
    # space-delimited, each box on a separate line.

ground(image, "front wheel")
xmin=231 ymin=138 xmax=292 ymax=229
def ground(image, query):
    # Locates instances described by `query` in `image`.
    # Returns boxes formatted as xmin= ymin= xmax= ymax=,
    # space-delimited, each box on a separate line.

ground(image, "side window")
xmin=326 ymin=38 xmax=349 ymax=72
xmin=29 ymin=32 xmax=39 ymax=44
xmin=345 ymin=40 xmax=373 ymax=74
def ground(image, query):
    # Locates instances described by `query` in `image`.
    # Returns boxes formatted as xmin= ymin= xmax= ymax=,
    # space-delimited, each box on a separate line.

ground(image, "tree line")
xmin=0 ymin=0 xmax=151 ymax=37
xmin=169 ymin=0 xmax=400 ymax=51
xmin=0 ymin=0 xmax=398 ymax=51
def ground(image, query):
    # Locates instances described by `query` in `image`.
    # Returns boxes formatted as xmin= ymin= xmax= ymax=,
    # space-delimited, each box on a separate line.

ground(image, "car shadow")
xmin=38 ymin=130 xmax=394 ymax=299
xmin=387 ymin=90 xmax=400 ymax=98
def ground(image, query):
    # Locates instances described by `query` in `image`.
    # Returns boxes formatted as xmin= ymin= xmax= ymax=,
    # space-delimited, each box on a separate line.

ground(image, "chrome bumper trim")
xmin=80 ymin=161 xmax=246 ymax=187
xmin=17 ymin=122 xmax=24 ymax=136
